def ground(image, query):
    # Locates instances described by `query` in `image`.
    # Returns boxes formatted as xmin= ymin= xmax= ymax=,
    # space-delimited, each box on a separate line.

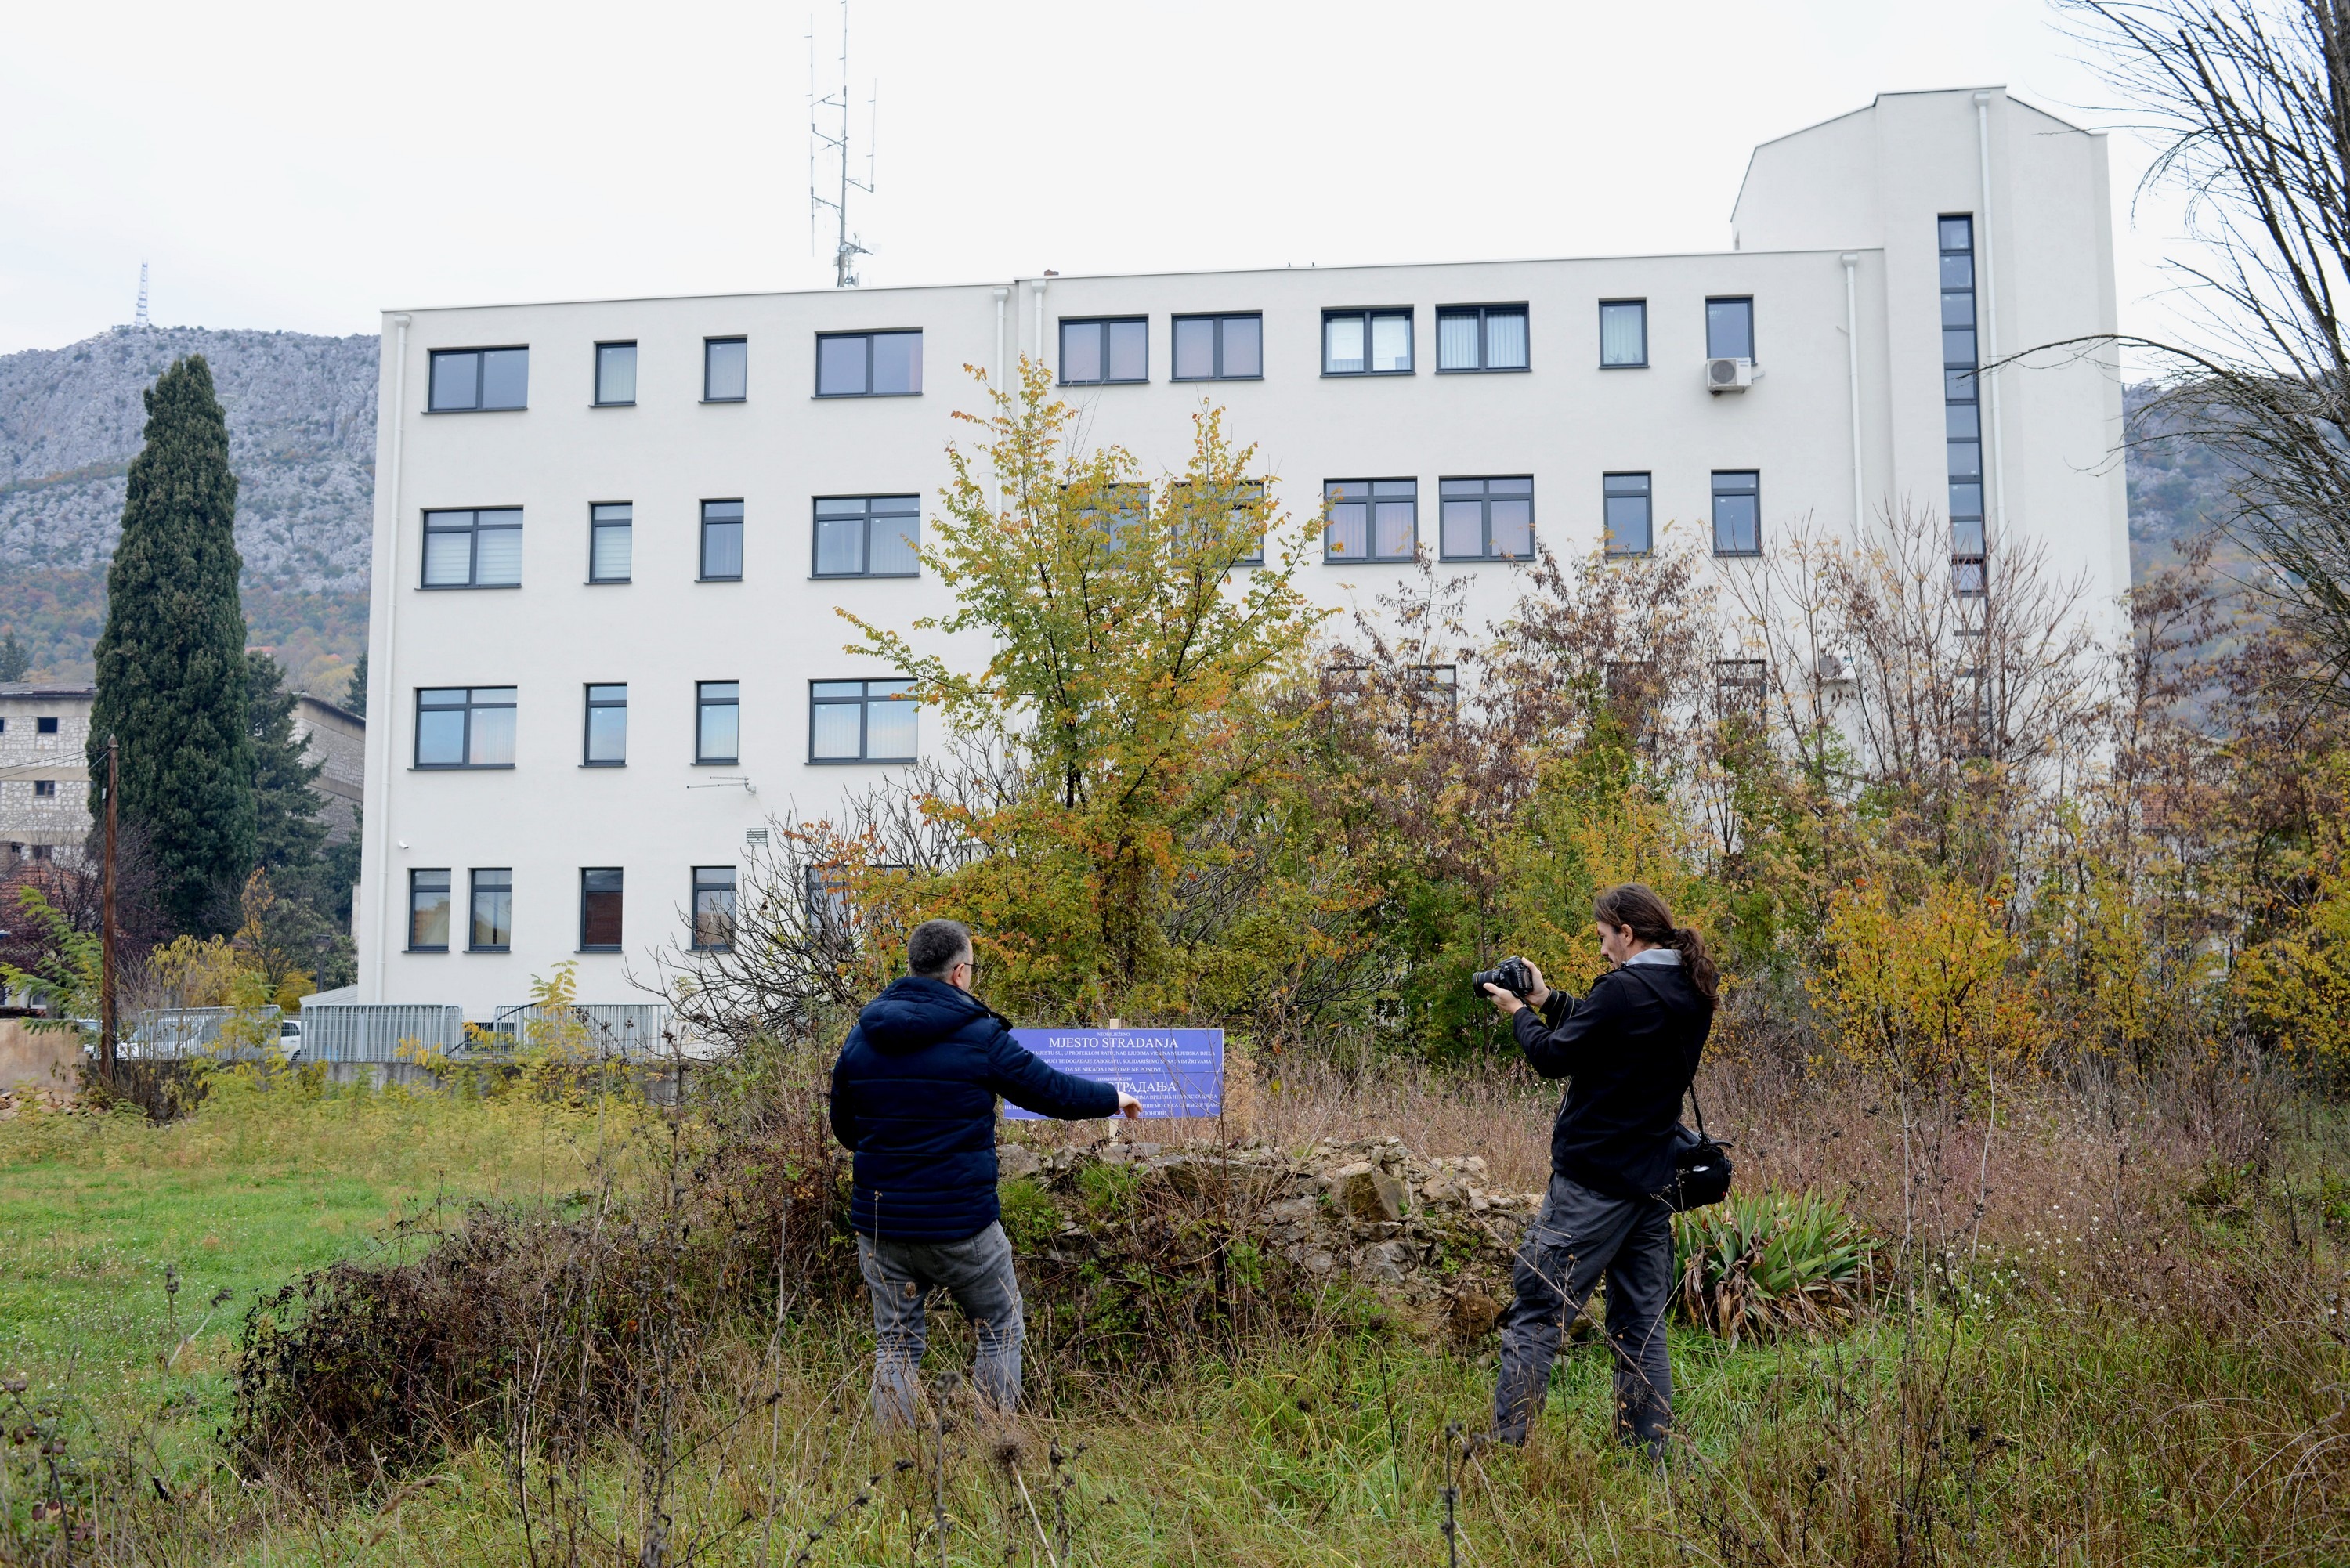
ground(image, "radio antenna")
xmin=808 ymin=0 xmax=876 ymax=287
xmin=133 ymin=262 xmax=150 ymax=331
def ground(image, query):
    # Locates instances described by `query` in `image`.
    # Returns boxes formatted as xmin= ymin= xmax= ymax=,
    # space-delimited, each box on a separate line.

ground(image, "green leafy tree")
xmin=87 ymin=355 xmax=255 ymax=934
xmin=342 ymin=650 xmax=366 ymax=717
xmin=246 ymin=650 xmax=327 ymax=878
xmin=0 ymin=630 xmax=30 ymax=682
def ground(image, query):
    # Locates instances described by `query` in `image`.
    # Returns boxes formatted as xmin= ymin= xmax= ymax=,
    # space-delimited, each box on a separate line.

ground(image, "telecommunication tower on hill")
xmin=133 ymin=262 xmax=150 ymax=330
xmin=808 ymin=0 xmax=877 ymax=287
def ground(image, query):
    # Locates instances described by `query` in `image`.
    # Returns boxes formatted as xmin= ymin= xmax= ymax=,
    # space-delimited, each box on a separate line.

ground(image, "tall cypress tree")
xmin=88 ymin=356 xmax=255 ymax=934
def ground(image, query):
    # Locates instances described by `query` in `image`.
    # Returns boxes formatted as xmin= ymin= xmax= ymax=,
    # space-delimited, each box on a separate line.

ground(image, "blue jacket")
xmin=829 ymin=976 xmax=1120 ymax=1243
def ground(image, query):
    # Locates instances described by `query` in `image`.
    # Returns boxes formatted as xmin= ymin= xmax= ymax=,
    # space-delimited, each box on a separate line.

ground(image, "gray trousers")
xmin=856 ymin=1222 xmax=1025 ymax=1425
xmin=1491 ymin=1172 xmax=1676 ymax=1455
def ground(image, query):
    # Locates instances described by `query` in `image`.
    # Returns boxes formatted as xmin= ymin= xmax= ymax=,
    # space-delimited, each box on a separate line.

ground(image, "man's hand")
xmin=1116 ymin=1091 xmax=1143 ymax=1118
xmin=1520 ymin=962 xmax=1551 ymax=1010
xmin=1481 ymin=982 xmax=1524 ymax=1017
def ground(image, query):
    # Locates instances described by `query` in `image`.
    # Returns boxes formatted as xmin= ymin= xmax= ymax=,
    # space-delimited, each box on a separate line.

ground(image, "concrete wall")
xmin=0 ymin=1019 xmax=78 ymax=1093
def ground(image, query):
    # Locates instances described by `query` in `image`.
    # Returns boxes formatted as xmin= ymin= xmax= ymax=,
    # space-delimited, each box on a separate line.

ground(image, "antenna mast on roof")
xmin=808 ymin=0 xmax=876 ymax=287
xmin=133 ymin=263 xmax=149 ymax=331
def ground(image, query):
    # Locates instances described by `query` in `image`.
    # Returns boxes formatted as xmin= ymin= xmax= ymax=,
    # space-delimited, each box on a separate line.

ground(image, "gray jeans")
xmin=856 ymin=1222 xmax=1025 ymax=1425
xmin=1492 ymin=1172 xmax=1676 ymax=1456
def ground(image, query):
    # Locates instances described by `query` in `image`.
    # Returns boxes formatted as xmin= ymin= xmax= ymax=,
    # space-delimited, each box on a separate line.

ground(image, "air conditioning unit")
xmin=1705 ymin=356 xmax=1754 ymax=393
xmin=1815 ymin=649 xmax=1859 ymax=686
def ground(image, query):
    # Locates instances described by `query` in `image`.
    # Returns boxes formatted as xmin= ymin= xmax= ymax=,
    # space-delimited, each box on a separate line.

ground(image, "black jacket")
xmin=1509 ymin=959 xmax=1712 ymax=1201
xmin=829 ymin=976 xmax=1121 ymax=1243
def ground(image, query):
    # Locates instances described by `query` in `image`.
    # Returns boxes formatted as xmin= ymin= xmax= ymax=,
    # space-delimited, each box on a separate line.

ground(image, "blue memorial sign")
xmin=1005 ymin=1028 xmax=1224 ymax=1119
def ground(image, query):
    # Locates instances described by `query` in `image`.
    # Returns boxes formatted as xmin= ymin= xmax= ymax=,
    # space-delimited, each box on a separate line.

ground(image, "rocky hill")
xmin=0 ymin=326 xmax=377 ymax=692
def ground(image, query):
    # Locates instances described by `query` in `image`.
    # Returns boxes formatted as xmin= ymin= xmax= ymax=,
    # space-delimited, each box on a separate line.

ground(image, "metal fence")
xmin=486 ymin=1003 xmax=676 ymax=1058
xmin=299 ymin=1003 xmax=468 ymax=1064
xmin=121 ymin=1006 xmax=282 ymax=1060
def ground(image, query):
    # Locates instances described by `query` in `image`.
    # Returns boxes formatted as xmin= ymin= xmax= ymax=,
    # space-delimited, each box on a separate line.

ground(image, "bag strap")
xmin=1609 ymin=961 xmax=1709 ymax=1141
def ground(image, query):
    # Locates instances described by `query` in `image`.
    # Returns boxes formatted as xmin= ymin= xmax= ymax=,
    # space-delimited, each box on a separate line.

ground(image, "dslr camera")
xmin=1472 ymin=956 xmax=1538 ymax=999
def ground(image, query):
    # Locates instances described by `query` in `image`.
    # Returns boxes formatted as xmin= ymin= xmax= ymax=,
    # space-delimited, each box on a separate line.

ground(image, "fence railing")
xmin=121 ymin=1006 xmax=283 ymax=1060
xmin=299 ymin=1004 xmax=468 ymax=1064
xmin=485 ymin=1003 xmax=677 ymax=1059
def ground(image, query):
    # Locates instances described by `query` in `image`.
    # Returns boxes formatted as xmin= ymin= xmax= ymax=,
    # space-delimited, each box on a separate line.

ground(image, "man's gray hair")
xmin=907 ymin=918 xmax=972 ymax=979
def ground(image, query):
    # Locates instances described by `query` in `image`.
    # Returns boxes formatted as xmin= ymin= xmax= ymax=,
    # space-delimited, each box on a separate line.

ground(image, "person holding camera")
xmin=830 ymin=918 xmax=1142 ymax=1425
xmin=1477 ymin=883 xmax=1718 ymax=1459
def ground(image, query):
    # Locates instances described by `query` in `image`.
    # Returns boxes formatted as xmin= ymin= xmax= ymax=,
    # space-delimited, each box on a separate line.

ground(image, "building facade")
xmin=293 ymin=695 xmax=367 ymax=843
xmin=0 ymin=684 xmax=96 ymax=865
xmin=357 ymin=87 xmax=2129 ymax=1013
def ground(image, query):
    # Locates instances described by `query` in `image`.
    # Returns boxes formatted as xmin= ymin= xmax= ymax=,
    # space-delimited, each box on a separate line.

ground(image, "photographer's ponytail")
xmin=1593 ymin=883 xmax=1720 ymax=1006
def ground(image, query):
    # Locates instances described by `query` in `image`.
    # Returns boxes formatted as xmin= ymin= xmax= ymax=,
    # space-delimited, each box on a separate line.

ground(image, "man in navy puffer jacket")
xmin=830 ymin=918 xmax=1138 ymax=1422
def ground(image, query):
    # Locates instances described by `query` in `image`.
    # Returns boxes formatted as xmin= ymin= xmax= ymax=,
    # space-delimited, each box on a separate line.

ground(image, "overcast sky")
xmin=1 ymin=0 xmax=2193 ymax=358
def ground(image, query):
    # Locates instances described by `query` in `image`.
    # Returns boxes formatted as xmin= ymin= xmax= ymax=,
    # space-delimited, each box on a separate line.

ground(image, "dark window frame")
xmin=426 ymin=346 xmax=530 ymax=413
xmin=1170 ymin=479 xmax=1267 ymax=567
xmin=420 ymin=507 xmax=524 ymax=591
xmin=1436 ymin=475 xmax=1536 ymax=562
xmin=468 ymin=867 xmax=513 ymax=952
xmin=1322 ymin=478 xmax=1419 ymax=564
xmin=811 ymin=493 xmax=922 ymax=579
xmin=583 ymin=683 xmax=627 ymax=767
xmin=1705 ymin=296 xmax=1756 ymax=362
xmin=699 ymin=499 xmax=745 ymax=582
xmin=691 ymin=865 xmax=736 ymax=952
xmin=695 ymin=680 xmax=740 ymax=764
xmin=34 ymin=717 xmax=58 ymax=735
xmin=31 ymin=779 xmax=56 ymax=797
xmin=593 ymin=341 xmax=638 ymax=406
xmin=408 ymin=868 xmax=452 ymax=952
xmin=814 ymin=329 xmax=925 ymax=398
xmin=703 ymin=336 xmax=748 ymax=403
xmin=1603 ymin=471 xmax=1654 ymax=558
xmin=808 ymin=678 xmax=918 ymax=764
xmin=1169 ymin=313 xmax=1264 ymax=382
xmin=414 ymin=686 xmax=518 ymax=769
xmin=1058 ymin=316 xmax=1150 ymax=385
xmin=1711 ymin=470 xmax=1762 ymax=558
xmin=1321 ymin=307 xmax=1415 ymax=376
xmin=1434 ymin=303 xmax=1531 ymax=374
xmin=579 ymin=867 xmax=624 ymax=952
xmin=588 ymin=502 xmax=632 ymax=584
xmin=1598 ymin=300 xmax=1649 ymax=368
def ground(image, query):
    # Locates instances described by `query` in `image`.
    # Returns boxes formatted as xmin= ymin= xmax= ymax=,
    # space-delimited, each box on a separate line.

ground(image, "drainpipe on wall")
xmin=1974 ymin=91 xmax=2008 ymax=541
xmin=1842 ymin=253 xmax=1864 ymax=532
xmin=993 ymin=287 xmax=1008 ymax=393
xmin=369 ymin=314 xmax=410 ymax=1003
xmin=1031 ymin=279 xmax=1047 ymax=373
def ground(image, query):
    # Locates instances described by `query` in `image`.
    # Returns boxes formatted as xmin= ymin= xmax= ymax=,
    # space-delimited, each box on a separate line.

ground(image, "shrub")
xmin=1672 ymin=1187 xmax=1876 ymax=1346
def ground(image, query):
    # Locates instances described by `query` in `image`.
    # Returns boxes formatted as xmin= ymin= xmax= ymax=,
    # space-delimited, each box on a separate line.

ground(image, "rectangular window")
xmin=703 ymin=337 xmax=748 ymax=401
xmin=1059 ymin=317 xmax=1148 ymax=385
xmin=700 ymin=500 xmax=745 ymax=580
xmin=469 ymin=868 xmax=512 ymax=951
xmin=696 ymin=681 xmax=739 ymax=764
xmin=804 ymin=866 xmax=851 ymax=928
xmin=809 ymin=678 xmax=917 ymax=762
xmin=1711 ymin=471 xmax=1761 ymax=556
xmin=1716 ymin=659 xmax=1768 ymax=719
xmin=32 ymin=779 xmax=56 ymax=798
xmin=1171 ymin=479 xmax=1266 ymax=566
xmin=584 ymin=683 xmax=627 ymax=765
xmin=1324 ymin=479 xmax=1417 ymax=562
xmin=1940 ymin=215 xmax=1987 ymax=597
xmin=812 ymin=494 xmax=920 ymax=577
xmin=408 ymin=869 xmax=451 ymax=951
xmin=1599 ymin=301 xmax=1647 ymax=367
xmin=1435 ymin=305 xmax=1529 ymax=371
xmin=1322 ymin=309 xmax=1412 ymax=375
xmin=1170 ymin=313 xmax=1262 ymax=381
xmin=589 ymin=503 xmax=632 ymax=583
xmin=421 ymin=508 xmax=523 ymax=588
xmin=414 ymin=687 xmax=517 ymax=768
xmin=1705 ymin=298 xmax=1755 ymax=361
xmin=595 ymin=341 xmax=637 ymax=406
xmin=692 ymin=865 xmax=736 ymax=951
xmin=815 ymin=330 xmax=923 ymax=396
xmin=427 ymin=347 xmax=529 ymax=412
xmin=1437 ymin=476 xmax=1535 ymax=561
xmin=1603 ymin=472 xmax=1653 ymax=557
xmin=580 ymin=868 xmax=623 ymax=951
xmin=1075 ymin=482 xmax=1151 ymax=548
xmin=34 ymin=717 xmax=56 ymax=735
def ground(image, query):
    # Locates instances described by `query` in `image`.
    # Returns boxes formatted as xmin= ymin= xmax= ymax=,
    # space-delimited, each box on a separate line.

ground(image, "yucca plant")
xmin=1672 ymin=1188 xmax=1876 ymax=1346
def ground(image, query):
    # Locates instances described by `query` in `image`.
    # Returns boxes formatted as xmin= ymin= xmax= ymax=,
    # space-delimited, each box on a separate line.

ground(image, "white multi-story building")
xmin=358 ymin=86 xmax=2128 ymax=1013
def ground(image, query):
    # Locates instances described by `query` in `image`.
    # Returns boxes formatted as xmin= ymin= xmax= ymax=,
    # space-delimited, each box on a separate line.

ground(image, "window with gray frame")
xmin=415 ymin=687 xmax=517 ymax=768
xmin=703 ymin=338 xmax=748 ymax=401
xmin=409 ymin=869 xmax=451 ymax=951
xmin=1171 ymin=313 xmax=1261 ymax=381
xmin=428 ymin=347 xmax=528 ymax=411
xmin=1715 ymin=659 xmax=1768 ymax=719
xmin=1705 ymin=298 xmax=1755 ymax=361
xmin=1600 ymin=301 xmax=1647 ymax=367
xmin=580 ymin=869 xmax=623 ymax=951
xmin=584 ymin=684 xmax=626 ymax=765
xmin=1438 ymin=477 xmax=1533 ymax=560
xmin=1603 ymin=472 xmax=1653 ymax=556
xmin=470 ymin=868 xmax=512 ymax=951
xmin=1171 ymin=479 xmax=1266 ymax=566
xmin=1712 ymin=471 xmax=1761 ymax=556
xmin=32 ymin=780 xmax=56 ymax=798
xmin=1940 ymin=215 xmax=1987 ymax=596
xmin=1075 ymin=482 xmax=1151 ymax=548
xmin=816 ymin=331 xmax=923 ymax=396
xmin=700 ymin=500 xmax=744 ymax=580
xmin=696 ymin=681 xmax=739 ymax=764
xmin=692 ymin=865 xmax=736 ymax=950
xmin=809 ymin=679 xmax=916 ymax=762
xmin=1324 ymin=479 xmax=1417 ymax=562
xmin=813 ymin=494 xmax=920 ymax=577
xmin=1435 ymin=305 xmax=1529 ymax=371
xmin=595 ymin=342 xmax=637 ymax=405
xmin=422 ymin=508 xmax=522 ymax=587
xmin=590 ymin=503 xmax=632 ymax=583
xmin=1060 ymin=318 xmax=1148 ymax=385
xmin=1323 ymin=309 xmax=1412 ymax=375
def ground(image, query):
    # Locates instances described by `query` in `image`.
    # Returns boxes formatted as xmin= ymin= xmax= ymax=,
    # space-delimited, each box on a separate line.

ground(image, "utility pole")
xmin=100 ymin=736 xmax=118 ymax=1079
